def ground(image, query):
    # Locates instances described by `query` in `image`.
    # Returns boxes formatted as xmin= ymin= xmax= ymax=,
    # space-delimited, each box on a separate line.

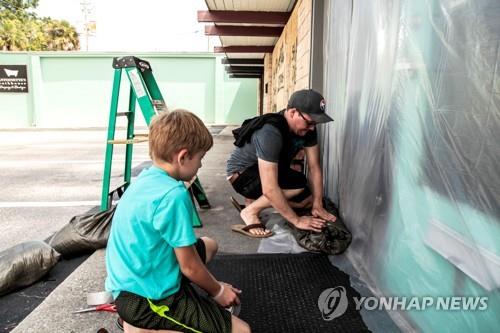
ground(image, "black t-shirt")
xmin=226 ymin=123 xmax=317 ymax=175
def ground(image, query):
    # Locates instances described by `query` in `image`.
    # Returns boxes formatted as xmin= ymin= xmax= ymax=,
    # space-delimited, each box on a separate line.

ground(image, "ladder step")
xmin=117 ymin=111 xmax=133 ymax=117
xmin=108 ymin=136 xmax=148 ymax=144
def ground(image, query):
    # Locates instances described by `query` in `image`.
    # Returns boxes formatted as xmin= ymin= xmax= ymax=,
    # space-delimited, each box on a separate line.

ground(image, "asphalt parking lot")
xmin=0 ymin=129 xmax=151 ymax=252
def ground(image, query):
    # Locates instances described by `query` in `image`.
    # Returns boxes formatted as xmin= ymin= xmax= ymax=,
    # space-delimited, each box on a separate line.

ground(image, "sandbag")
xmin=49 ymin=206 xmax=115 ymax=258
xmin=0 ymin=241 xmax=60 ymax=296
xmin=289 ymin=199 xmax=352 ymax=255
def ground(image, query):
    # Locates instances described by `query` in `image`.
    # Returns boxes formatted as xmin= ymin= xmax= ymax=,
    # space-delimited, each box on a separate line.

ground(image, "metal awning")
xmin=199 ymin=0 xmax=296 ymax=77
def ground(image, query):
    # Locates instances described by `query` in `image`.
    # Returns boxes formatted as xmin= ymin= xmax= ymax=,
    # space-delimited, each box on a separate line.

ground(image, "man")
xmin=227 ymin=89 xmax=336 ymax=238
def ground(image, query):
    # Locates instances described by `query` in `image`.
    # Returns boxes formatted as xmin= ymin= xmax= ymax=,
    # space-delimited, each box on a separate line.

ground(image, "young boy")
xmin=105 ymin=110 xmax=251 ymax=333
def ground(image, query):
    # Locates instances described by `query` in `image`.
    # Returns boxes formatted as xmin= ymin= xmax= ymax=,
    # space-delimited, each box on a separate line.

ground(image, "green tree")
xmin=0 ymin=0 xmax=79 ymax=51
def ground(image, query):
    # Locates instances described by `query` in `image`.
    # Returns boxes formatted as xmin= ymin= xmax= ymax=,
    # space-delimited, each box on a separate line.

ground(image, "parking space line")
xmin=0 ymin=159 xmax=150 ymax=166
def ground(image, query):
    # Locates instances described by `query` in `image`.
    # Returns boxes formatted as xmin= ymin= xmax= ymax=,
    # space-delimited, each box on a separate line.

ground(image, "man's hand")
xmin=212 ymin=282 xmax=241 ymax=308
xmin=294 ymin=215 xmax=326 ymax=232
xmin=311 ymin=205 xmax=337 ymax=222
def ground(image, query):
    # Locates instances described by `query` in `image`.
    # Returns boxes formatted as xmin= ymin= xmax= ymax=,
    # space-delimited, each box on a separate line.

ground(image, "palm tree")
xmin=43 ymin=18 xmax=79 ymax=51
xmin=0 ymin=0 xmax=79 ymax=51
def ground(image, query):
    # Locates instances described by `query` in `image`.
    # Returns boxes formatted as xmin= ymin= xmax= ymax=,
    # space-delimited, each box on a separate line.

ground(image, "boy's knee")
xmin=200 ymin=237 xmax=218 ymax=259
xmin=201 ymin=236 xmax=218 ymax=251
xmin=231 ymin=316 xmax=251 ymax=333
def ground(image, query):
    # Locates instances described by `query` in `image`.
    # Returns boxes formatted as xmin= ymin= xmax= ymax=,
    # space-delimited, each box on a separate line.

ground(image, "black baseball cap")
xmin=287 ymin=89 xmax=333 ymax=123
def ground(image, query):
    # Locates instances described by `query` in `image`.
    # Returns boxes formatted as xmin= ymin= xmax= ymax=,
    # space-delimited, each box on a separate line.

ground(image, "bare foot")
xmin=240 ymin=207 xmax=271 ymax=236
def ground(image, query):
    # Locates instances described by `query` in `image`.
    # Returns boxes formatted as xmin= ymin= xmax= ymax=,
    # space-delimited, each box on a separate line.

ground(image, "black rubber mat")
xmin=207 ymin=253 xmax=370 ymax=333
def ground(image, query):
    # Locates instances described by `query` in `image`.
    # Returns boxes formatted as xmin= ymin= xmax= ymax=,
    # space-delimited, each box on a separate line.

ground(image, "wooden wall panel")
xmin=263 ymin=53 xmax=273 ymax=113
xmin=263 ymin=0 xmax=312 ymax=113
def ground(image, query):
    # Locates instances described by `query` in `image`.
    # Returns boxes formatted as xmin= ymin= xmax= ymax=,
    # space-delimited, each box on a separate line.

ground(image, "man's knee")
xmin=200 ymin=236 xmax=218 ymax=262
xmin=282 ymin=188 xmax=304 ymax=199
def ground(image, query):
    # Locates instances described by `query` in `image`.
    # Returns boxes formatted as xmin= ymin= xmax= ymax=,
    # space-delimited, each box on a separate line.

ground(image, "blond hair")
xmin=148 ymin=109 xmax=213 ymax=162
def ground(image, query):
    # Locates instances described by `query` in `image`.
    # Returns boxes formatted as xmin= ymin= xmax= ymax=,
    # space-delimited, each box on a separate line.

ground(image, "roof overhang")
xmin=200 ymin=0 xmax=296 ymax=77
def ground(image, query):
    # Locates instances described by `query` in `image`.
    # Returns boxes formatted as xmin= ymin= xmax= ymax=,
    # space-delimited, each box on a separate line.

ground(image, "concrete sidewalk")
xmin=11 ymin=128 xmax=265 ymax=333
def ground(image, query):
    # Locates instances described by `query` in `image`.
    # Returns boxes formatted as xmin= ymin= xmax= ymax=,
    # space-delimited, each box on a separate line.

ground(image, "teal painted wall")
xmin=0 ymin=52 xmax=258 ymax=128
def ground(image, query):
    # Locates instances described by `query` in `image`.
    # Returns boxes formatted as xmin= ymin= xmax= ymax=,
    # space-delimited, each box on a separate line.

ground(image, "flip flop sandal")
xmin=230 ymin=196 xmax=245 ymax=213
xmin=231 ymin=223 xmax=274 ymax=238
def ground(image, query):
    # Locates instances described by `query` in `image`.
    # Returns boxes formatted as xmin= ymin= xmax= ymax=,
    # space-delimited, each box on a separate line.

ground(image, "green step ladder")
xmin=101 ymin=56 xmax=210 ymax=227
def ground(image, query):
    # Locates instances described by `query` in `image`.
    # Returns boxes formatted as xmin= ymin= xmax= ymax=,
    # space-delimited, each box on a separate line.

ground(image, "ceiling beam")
xmin=226 ymin=66 xmax=264 ymax=73
xmin=227 ymin=72 xmax=264 ymax=76
xmin=197 ymin=10 xmax=290 ymax=25
xmin=227 ymin=73 xmax=263 ymax=77
xmin=229 ymin=74 xmax=262 ymax=79
xmin=205 ymin=25 xmax=282 ymax=37
xmin=222 ymin=58 xmax=264 ymax=65
xmin=214 ymin=46 xmax=274 ymax=53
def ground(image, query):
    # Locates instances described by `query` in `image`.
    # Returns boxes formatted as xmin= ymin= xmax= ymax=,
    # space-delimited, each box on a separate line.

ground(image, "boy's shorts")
xmin=114 ymin=238 xmax=232 ymax=333
xmin=231 ymin=163 xmax=311 ymax=201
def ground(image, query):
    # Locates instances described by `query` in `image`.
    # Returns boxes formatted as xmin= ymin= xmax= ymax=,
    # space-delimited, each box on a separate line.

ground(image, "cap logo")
xmin=320 ymin=99 xmax=326 ymax=111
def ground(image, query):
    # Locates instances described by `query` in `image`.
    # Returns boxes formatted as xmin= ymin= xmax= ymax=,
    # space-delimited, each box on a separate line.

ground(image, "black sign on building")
xmin=0 ymin=65 xmax=29 ymax=93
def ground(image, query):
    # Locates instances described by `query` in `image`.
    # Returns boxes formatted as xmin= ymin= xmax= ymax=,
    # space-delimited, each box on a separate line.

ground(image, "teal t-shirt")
xmin=105 ymin=165 xmax=197 ymax=300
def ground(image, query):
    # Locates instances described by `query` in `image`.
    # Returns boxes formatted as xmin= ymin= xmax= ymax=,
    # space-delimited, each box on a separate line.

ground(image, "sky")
xmin=35 ymin=0 xmax=220 ymax=52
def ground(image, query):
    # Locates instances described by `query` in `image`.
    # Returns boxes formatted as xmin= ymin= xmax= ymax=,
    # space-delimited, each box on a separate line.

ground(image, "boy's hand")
xmin=212 ymin=282 xmax=241 ymax=308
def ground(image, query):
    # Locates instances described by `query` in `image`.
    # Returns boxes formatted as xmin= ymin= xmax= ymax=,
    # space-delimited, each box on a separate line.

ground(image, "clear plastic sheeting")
xmin=321 ymin=0 xmax=500 ymax=332
xmin=257 ymin=214 xmax=310 ymax=254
